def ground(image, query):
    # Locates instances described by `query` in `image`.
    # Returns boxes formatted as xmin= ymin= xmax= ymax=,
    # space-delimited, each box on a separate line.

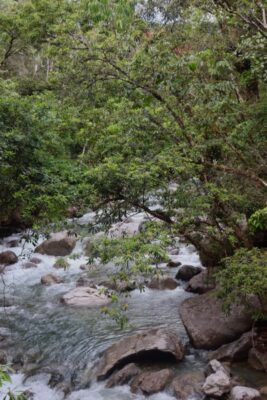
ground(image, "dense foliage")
xmin=0 ymin=0 xmax=266 ymax=311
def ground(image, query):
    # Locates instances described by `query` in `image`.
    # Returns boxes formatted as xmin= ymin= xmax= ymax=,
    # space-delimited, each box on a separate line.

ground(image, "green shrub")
xmin=217 ymin=248 xmax=267 ymax=320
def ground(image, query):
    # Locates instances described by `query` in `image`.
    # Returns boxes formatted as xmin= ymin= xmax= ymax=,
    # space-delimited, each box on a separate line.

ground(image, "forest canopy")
xmin=0 ymin=0 xmax=266 ymax=270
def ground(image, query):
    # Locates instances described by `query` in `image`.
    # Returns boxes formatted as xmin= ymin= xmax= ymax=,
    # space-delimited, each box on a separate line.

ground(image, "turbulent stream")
xmin=0 ymin=212 xmax=209 ymax=399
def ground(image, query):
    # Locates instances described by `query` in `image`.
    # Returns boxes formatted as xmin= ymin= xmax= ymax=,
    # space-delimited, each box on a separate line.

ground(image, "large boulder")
xmin=61 ymin=287 xmax=111 ymax=307
xmin=34 ymin=232 xmax=76 ymax=256
xmin=231 ymin=386 xmax=261 ymax=400
xmin=131 ymin=369 xmax=173 ymax=395
xmin=106 ymin=363 xmax=141 ymax=388
xmin=209 ymin=331 xmax=253 ymax=362
xmin=180 ymin=291 xmax=252 ymax=349
xmin=186 ymin=270 xmax=215 ymax=294
xmin=176 ymin=265 xmax=203 ymax=281
xmin=148 ymin=276 xmax=179 ymax=290
xmin=202 ymin=360 xmax=231 ymax=398
xmin=96 ymin=328 xmax=184 ymax=380
xmin=0 ymin=250 xmax=18 ymax=265
xmin=172 ymin=371 xmax=205 ymax=400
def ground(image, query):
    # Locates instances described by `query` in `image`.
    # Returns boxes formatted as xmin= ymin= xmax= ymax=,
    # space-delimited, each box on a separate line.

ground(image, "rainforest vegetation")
xmin=0 ymin=0 xmax=267 ymax=312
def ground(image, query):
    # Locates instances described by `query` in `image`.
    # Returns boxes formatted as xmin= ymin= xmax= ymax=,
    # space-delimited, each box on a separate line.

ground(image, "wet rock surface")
xmin=0 ymin=250 xmax=18 ymax=265
xmin=106 ymin=363 xmax=141 ymax=388
xmin=130 ymin=368 xmax=174 ymax=395
xmin=96 ymin=328 xmax=184 ymax=380
xmin=209 ymin=331 xmax=253 ymax=362
xmin=180 ymin=291 xmax=252 ymax=349
xmin=148 ymin=275 xmax=179 ymax=290
xmin=41 ymin=273 xmax=64 ymax=285
xmin=186 ymin=270 xmax=215 ymax=294
xmin=202 ymin=360 xmax=231 ymax=397
xmin=175 ymin=265 xmax=203 ymax=281
xmin=61 ymin=286 xmax=111 ymax=307
xmin=22 ymin=261 xmax=38 ymax=269
xmin=231 ymin=386 xmax=261 ymax=400
xmin=172 ymin=370 xmax=205 ymax=400
xmin=35 ymin=231 xmax=76 ymax=256
xmin=167 ymin=260 xmax=181 ymax=268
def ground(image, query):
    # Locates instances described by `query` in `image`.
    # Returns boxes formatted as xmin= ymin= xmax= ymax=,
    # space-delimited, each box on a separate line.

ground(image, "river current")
xmin=0 ymin=212 xmax=207 ymax=399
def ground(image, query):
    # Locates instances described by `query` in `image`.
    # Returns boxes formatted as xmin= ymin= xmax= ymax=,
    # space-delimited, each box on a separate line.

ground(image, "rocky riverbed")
xmin=0 ymin=212 xmax=266 ymax=399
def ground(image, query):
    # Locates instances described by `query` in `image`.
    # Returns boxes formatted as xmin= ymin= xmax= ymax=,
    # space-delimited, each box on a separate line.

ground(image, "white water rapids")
xmin=0 ymin=212 xmax=205 ymax=400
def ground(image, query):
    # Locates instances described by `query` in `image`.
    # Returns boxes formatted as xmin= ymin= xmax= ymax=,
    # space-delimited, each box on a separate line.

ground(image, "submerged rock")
xmin=148 ymin=276 xmax=179 ymax=290
xmin=209 ymin=331 xmax=252 ymax=362
xmin=6 ymin=240 xmax=20 ymax=248
xmin=0 ymin=250 xmax=18 ymax=265
xmin=61 ymin=286 xmax=111 ymax=307
xmin=30 ymin=257 xmax=42 ymax=264
xmin=176 ymin=265 xmax=203 ymax=281
xmin=106 ymin=363 xmax=141 ymax=388
xmin=231 ymin=386 xmax=261 ymax=400
xmin=96 ymin=328 xmax=184 ymax=380
xmin=131 ymin=369 xmax=174 ymax=395
xmin=22 ymin=261 xmax=38 ymax=269
xmin=35 ymin=231 xmax=76 ymax=256
xmin=41 ymin=274 xmax=63 ymax=286
xmin=180 ymin=291 xmax=252 ymax=349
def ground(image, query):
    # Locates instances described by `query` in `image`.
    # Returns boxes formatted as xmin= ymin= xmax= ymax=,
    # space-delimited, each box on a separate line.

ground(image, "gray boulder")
xmin=61 ymin=287 xmax=111 ymax=307
xmin=96 ymin=328 xmax=184 ymax=380
xmin=209 ymin=331 xmax=253 ymax=362
xmin=176 ymin=265 xmax=203 ymax=281
xmin=202 ymin=360 xmax=231 ymax=397
xmin=148 ymin=276 xmax=179 ymax=290
xmin=231 ymin=386 xmax=261 ymax=400
xmin=35 ymin=232 xmax=76 ymax=256
xmin=186 ymin=270 xmax=215 ymax=294
xmin=180 ymin=291 xmax=252 ymax=349
xmin=131 ymin=369 xmax=173 ymax=395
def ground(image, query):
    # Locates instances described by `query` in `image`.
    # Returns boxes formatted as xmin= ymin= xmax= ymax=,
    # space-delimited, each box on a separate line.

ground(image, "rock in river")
xmin=172 ymin=371 xmax=205 ymax=400
xmin=148 ymin=276 xmax=179 ymax=290
xmin=209 ymin=331 xmax=252 ymax=362
xmin=61 ymin=286 xmax=111 ymax=307
xmin=202 ymin=360 xmax=231 ymax=398
xmin=186 ymin=270 xmax=215 ymax=294
xmin=96 ymin=328 xmax=184 ymax=380
xmin=35 ymin=231 xmax=76 ymax=256
xmin=175 ymin=265 xmax=203 ymax=281
xmin=0 ymin=250 xmax=18 ymax=265
xmin=231 ymin=386 xmax=261 ymax=400
xmin=131 ymin=369 xmax=174 ymax=395
xmin=41 ymin=274 xmax=63 ymax=286
xmin=106 ymin=363 xmax=141 ymax=388
xmin=180 ymin=291 xmax=252 ymax=349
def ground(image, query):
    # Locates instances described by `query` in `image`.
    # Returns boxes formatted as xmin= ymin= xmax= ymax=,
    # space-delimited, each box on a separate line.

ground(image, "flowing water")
xmin=0 ymin=213 xmax=207 ymax=399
